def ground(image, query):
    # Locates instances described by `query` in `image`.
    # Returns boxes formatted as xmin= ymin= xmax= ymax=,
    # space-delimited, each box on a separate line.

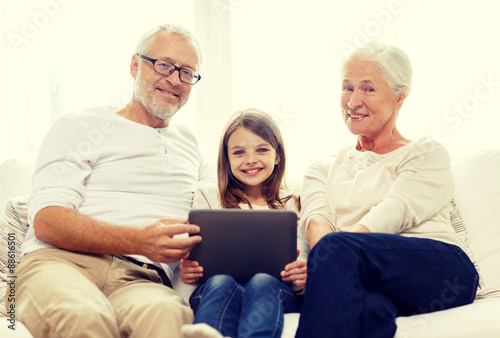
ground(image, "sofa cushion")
xmin=452 ymin=150 xmax=500 ymax=290
xmin=0 ymin=195 xmax=30 ymax=317
xmin=0 ymin=195 xmax=29 ymax=267
xmin=0 ymin=159 xmax=33 ymax=215
xmin=394 ymin=297 xmax=500 ymax=338
xmin=450 ymin=199 xmax=485 ymax=290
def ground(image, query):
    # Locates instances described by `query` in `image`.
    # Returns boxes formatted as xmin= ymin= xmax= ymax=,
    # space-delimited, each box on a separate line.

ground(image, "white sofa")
xmin=1 ymin=150 xmax=500 ymax=338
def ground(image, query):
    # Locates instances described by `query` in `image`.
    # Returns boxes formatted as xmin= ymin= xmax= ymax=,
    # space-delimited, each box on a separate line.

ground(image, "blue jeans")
xmin=190 ymin=273 xmax=303 ymax=338
xmin=296 ymin=233 xmax=479 ymax=338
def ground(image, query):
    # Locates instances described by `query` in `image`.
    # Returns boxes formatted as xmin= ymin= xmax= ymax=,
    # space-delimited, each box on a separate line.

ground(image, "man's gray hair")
xmin=135 ymin=23 xmax=203 ymax=68
xmin=342 ymin=42 xmax=412 ymax=99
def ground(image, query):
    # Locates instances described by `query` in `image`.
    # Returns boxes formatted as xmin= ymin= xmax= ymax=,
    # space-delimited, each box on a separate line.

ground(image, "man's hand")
xmin=180 ymin=253 xmax=204 ymax=285
xmin=281 ymin=259 xmax=307 ymax=292
xmin=139 ymin=218 xmax=202 ymax=263
xmin=33 ymin=207 xmax=203 ymax=261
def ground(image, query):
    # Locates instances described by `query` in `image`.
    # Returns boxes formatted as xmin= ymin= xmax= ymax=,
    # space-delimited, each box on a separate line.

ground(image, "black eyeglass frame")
xmin=136 ymin=54 xmax=201 ymax=85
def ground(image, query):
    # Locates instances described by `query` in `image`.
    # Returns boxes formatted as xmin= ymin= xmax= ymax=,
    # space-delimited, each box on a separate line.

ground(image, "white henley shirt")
xmin=22 ymin=106 xmax=214 ymax=279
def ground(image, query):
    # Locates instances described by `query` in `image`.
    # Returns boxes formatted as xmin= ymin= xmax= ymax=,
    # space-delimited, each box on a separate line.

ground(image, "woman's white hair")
xmin=342 ymin=42 xmax=412 ymax=99
xmin=135 ymin=23 xmax=203 ymax=69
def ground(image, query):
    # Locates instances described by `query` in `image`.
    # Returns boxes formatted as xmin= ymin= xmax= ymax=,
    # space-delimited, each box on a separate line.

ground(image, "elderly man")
xmin=11 ymin=24 xmax=211 ymax=338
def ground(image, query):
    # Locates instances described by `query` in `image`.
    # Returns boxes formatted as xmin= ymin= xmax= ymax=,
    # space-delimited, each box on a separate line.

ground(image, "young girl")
xmin=181 ymin=108 xmax=308 ymax=338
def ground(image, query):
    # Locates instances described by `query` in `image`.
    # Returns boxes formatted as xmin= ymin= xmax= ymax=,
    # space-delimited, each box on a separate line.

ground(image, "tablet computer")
xmin=188 ymin=209 xmax=298 ymax=284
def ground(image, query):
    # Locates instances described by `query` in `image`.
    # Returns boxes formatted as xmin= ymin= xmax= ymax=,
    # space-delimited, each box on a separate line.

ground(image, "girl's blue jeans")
xmin=296 ymin=232 xmax=479 ymax=338
xmin=189 ymin=273 xmax=303 ymax=338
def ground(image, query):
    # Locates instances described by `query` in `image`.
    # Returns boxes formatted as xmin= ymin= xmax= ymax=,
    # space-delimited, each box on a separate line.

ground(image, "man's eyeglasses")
xmin=136 ymin=54 xmax=201 ymax=85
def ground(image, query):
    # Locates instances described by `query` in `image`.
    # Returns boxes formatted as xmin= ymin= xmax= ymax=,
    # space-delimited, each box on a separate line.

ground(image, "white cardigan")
xmin=298 ymin=137 xmax=467 ymax=253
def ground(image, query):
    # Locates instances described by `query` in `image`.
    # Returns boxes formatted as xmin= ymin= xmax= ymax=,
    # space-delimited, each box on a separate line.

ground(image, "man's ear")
xmin=130 ymin=55 xmax=139 ymax=78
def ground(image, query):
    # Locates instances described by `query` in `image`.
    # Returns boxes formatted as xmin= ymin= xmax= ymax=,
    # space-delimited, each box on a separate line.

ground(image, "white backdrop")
xmin=1 ymin=0 xmax=499 ymax=183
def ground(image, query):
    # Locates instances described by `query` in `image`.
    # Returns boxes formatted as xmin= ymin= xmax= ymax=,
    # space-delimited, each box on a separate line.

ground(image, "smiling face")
xmin=227 ymin=127 xmax=280 ymax=195
xmin=340 ymin=60 xmax=404 ymax=141
xmin=131 ymin=31 xmax=200 ymax=123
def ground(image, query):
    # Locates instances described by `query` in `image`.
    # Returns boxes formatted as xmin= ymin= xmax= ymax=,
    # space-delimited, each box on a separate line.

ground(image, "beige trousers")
xmin=8 ymin=247 xmax=193 ymax=338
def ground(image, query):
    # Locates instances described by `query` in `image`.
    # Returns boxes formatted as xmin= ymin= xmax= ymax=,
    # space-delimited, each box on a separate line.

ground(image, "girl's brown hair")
xmin=217 ymin=108 xmax=296 ymax=209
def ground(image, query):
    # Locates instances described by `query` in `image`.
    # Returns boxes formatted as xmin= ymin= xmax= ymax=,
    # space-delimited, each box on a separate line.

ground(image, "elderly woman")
xmin=295 ymin=42 xmax=479 ymax=337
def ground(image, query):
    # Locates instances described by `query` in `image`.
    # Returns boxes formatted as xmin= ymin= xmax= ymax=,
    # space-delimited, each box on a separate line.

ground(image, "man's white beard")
xmin=134 ymin=70 xmax=180 ymax=121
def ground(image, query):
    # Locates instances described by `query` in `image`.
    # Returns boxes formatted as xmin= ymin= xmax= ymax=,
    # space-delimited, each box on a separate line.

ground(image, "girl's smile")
xmin=241 ymin=167 xmax=263 ymax=175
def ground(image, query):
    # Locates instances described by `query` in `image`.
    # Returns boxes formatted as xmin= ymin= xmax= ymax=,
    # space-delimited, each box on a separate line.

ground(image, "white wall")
xmin=0 ymin=0 xmax=197 ymax=161
xmin=226 ymin=0 xmax=500 ymax=181
xmin=1 ymin=0 xmax=499 ymax=184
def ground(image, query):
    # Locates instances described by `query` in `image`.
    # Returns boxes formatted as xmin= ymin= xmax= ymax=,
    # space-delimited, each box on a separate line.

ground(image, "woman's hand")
xmin=180 ymin=253 xmax=204 ymax=285
xmin=281 ymin=259 xmax=307 ymax=292
xmin=306 ymin=217 xmax=334 ymax=249
xmin=352 ymin=224 xmax=371 ymax=233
